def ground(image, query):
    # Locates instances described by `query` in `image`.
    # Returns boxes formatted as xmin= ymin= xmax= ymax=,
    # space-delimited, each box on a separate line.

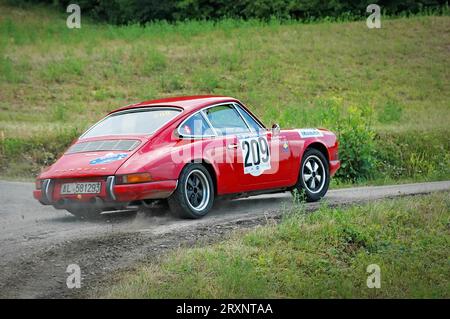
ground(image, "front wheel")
xmin=168 ymin=164 xmax=214 ymax=219
xmin=292 ymin=148 xmax=330 ymax=202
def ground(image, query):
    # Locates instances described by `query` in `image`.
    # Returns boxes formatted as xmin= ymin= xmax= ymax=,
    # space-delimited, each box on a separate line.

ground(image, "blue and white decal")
xmin=89 ymin=153 xmax=128 ymax=165
xmin=297 ymin=128 xmax=323 ymax=138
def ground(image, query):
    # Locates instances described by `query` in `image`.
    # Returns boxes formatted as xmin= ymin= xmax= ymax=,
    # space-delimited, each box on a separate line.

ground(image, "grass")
xmin=101 ymin=192 xmax=450 ymax=298
xmin=0 ymin=2 xmax=449 ymax=180
xmin=1 ymin=3 xmax=449 ymax=136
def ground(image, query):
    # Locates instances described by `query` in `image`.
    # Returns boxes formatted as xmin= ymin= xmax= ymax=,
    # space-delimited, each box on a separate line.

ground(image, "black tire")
xmin=67 ymin=206 xmax=102 ymax=220
xmin=168 ymin=163 xmax=214 ymax=219
xmin=292 ymin=148 xmax=330 ymax=202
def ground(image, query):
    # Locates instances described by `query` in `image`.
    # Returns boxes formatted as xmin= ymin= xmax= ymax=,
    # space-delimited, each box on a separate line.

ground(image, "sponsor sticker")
xmin=297 ymin=128 xmax=323 ymax=138
xmin=239 ymin=135 xmax=271 ymax=176
xmin=89 ymin=152 xmax=127 ymax=165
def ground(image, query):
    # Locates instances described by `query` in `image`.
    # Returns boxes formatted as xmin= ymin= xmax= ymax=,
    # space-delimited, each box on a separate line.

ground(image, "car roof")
xmin=110 ymin=95 xmax=240 ymax=114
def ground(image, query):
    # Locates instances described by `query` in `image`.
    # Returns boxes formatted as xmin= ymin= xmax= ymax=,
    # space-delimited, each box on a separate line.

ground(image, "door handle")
xmin=227 ymin=144 xmax=238 ymax=149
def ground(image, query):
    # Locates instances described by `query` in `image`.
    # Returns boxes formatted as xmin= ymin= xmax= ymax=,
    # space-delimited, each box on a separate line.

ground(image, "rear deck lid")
xmin=39 ymin=136 xmax=146 ymax=179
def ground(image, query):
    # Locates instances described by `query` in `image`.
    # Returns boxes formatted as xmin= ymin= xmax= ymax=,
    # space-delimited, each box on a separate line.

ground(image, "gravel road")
xmin=0 ymin=180 xmax=449 ymax=298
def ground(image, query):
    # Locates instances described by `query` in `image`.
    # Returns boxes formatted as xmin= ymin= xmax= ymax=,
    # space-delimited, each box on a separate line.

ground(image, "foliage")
xmin=0 ymin=3 xmax=448 ymax=182
xmin=374 ymin=130 xmax=450 ymax=180
xmin=11 ymin=0 xmax=450 ymax=24
xmin=0 ymin=128 xmax=81 ymax=178
xmin=321 ymin=99 xmax=376 ymax=182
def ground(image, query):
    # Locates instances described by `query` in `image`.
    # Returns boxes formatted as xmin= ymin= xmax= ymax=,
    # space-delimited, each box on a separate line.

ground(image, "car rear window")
xmin=82 ymin=108 xmax=180 ymax=138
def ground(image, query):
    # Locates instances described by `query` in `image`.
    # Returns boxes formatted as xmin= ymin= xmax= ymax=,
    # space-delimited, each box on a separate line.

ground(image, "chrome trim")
xmin=200 ymin=110 xmax=219 ymax=136
xmin=106 ymin=176 xmax=116 ymax=201
xmin=232 ymin=103 xmax=253 ymax=132
xmin=233 ymin=102 xmax=265 ymax=130
xmin=166 ymin=179 xmax=179 ymax=197
xmin=176 ymin=109 xmax=218 ymax=139
xmin=202 ymin=104 xmax=249 ymax=136
xmin=177 ymin=102 xmax=253 ymax=139
xmin=42 ymin=179 xmax=53 ymax=204
xmin=110 ymin=106 xmax=182 ymax=116
xmin=80 ymin=107 xmax=182 ymax=139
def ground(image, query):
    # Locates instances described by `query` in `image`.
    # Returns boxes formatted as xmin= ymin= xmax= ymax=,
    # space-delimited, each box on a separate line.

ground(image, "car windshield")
xmin=82 ymin=108 xmax=181 ymax=138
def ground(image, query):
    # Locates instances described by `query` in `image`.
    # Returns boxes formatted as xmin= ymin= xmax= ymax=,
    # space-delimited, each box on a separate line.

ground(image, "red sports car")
xmin=33 ymin=96 xmax=340 ymax=219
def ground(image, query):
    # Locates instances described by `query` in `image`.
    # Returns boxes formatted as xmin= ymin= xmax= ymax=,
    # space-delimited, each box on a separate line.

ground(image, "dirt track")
xmin=0 ymin=180 xmax=449 ymax=298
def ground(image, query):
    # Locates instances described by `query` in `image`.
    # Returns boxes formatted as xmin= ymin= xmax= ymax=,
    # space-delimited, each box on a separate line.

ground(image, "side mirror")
xmin=271 ymin=123 xmax=280 ymax=136
xmin=174 ymin=128 xmax=181 ymax=138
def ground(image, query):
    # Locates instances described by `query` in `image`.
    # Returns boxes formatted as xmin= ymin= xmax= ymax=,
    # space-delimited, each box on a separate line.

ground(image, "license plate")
xmin=60 ymin=182 xmax=101 ymax=195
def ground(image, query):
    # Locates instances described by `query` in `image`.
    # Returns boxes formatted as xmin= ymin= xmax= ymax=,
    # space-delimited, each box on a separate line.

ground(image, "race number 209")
xmin=239 ymin=135 xmax=271 ymax=176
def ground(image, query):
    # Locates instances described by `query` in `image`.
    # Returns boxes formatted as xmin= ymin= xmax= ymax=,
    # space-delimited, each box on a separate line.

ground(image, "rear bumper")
xmin=329 ymin=160 xmax=340 ymax=177
xmin=113 ymin=180 xmax=177 ymax=202
xmin=33 ymin=190 xmax=46 ymax=203
xmin=33 ymin=178 xmax=178 ymax=207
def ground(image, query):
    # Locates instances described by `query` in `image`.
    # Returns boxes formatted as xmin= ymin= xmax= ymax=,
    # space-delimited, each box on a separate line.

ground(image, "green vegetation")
xmin=375 ymin=130 xmax=450 ymax=182
xmin=16 ymin=0 xmax=448 ymax=24
xmin=320 ymin=101 xmax=377 ymax=182
xmin=0 ymin=129 xmax=79 ymax=179
xmin=0 ymin=2 xmax=449 ymax=181
xmin=101 ymin=192 xmax=450 ymax=298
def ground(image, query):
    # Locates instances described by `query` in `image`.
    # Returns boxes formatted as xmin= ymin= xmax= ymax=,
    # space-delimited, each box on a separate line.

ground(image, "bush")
xmin=319 ymin=100 xmax=450 ymax=183
xmin=0 ymin=128 xmax=81 ymax=178
xmin=13 ymin=0 xmax=450 ymax=24
xmin=322 ymin=99 xmax=376 ymax=182
xmin=374 ymin=130 xmax=450 ymax=180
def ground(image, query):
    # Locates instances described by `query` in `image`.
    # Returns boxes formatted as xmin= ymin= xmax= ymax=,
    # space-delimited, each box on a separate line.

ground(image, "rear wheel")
xmin=292 ymin=148 xmax=330 ymax=202
xmin=168 ymin=163 xmax=214 ymax=219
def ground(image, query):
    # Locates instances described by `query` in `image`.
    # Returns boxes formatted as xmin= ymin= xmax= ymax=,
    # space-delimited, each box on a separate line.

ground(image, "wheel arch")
xmin=305 ymin=141 xmax=329 ymax=162
xmin=186 ymin=159 xmax=218 ymax=196
xmin=294 ymin=141 xmax=330 ymax=186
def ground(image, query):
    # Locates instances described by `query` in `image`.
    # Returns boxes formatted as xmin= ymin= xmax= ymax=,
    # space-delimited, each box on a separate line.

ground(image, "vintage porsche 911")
xmin=33 ymin=96 xmax=340 ymax=219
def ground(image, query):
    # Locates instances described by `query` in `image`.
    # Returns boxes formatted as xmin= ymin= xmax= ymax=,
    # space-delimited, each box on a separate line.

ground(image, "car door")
xmin=176 ymin=108 xmax=238 ymax=195
xmin=233 ymin=103 xmax=293 ymax=191
xmin=201 ymin=104 xmax=249 ymax=194
xmin=203 ymin=104 xmax=291 ymax=194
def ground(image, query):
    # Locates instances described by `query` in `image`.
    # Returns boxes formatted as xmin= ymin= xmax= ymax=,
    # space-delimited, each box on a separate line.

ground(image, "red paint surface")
xmin=35 ymin=96 xmax=340 ymax=205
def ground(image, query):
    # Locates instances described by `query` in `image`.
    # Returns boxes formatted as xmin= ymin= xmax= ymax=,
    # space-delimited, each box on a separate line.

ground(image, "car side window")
xmin=204 ymin=105 xmax=250 ymax=136
xmin=179 ymin=112 xmax=214 ymax=137
xmin=235 ymin=104 xmax=263 ymax=133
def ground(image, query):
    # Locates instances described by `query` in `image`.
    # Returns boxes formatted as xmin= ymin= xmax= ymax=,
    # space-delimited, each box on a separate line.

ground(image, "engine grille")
xmin=66 ymin=139 xmax=141 ymax=154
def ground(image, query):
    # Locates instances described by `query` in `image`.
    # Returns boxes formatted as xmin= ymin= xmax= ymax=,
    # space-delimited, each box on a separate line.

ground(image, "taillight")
xmin=116 ymin=173 xmax=152 ymax=184
xmin=35 ymin=180 xmax=42 ymax=190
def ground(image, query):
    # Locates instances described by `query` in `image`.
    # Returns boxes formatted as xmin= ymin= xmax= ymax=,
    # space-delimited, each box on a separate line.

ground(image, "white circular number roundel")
xmin=239 ymin=135 xmax=271 ymax=176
